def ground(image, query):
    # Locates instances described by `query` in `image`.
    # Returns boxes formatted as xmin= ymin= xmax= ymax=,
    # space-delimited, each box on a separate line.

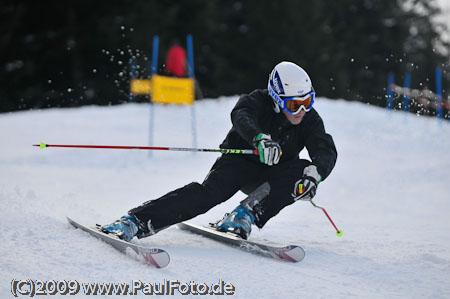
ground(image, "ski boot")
xmin=213 ymin=205 xmax=255 ymax=239
xmin=101 ymin=215 xmax=140 ymax=242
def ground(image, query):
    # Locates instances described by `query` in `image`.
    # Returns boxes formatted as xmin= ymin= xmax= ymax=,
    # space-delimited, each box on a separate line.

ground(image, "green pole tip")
xmin=40 ymin=142 xmax=47 ymax=149
xmin=336 ymin=230 xmax=343 ymax=237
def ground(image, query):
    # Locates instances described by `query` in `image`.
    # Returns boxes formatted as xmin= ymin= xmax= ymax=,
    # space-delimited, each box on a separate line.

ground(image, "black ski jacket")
xmin=220 ymin=89 xmax=337 ymax=181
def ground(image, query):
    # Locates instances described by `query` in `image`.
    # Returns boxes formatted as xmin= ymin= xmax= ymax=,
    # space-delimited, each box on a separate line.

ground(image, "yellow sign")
xmin=151 ymin=75 xmax=194 ymax=105
xmin=130 ymin=79 xmax=152 ymax=95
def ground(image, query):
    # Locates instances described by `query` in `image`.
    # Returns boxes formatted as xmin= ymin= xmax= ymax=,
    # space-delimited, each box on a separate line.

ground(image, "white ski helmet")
xmin=268 ymin=61 xmax=315 ymax=114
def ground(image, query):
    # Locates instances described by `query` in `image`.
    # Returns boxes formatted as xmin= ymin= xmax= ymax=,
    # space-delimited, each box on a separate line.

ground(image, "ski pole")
xmin=33 ymin=142 xmax=259 ymax=155
xmin=310 ymin=200 xmax=343 ymax=237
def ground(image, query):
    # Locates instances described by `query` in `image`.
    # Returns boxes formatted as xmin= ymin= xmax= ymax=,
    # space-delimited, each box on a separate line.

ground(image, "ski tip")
xmin=66 ymin=216 xmax=77 ymax=227
xmin=33 ymin=142 xmax=47 ymax=149
xmin=282 ymin=246 xmax=306 ymax=263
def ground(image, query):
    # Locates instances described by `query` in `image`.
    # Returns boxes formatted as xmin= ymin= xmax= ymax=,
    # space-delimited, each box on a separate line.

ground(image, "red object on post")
xmin=165 ymin=44 xmax=187 ymax=77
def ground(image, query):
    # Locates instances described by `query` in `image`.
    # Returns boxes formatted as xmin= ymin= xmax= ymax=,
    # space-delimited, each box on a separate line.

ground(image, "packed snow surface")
xmin=1 ymin=97 xmax=449 ymax=298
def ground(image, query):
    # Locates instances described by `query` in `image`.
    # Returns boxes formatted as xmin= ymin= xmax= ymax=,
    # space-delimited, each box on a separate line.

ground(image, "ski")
xmin=67 ymin=217 xmax=170 ymax=268
xmin=178 ymin=222 xmax=305 ymax=263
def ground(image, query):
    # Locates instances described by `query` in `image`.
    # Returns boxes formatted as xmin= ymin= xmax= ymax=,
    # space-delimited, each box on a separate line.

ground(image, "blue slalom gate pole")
xmin=186 ymin=34 xmax=197 ymax=149
xmin=403 ymin=72 xmax=411 ymax=113
xmin=191 ymin=104 xmax=198 ymax=149
xmin=151 ymin=35 xmax=159 ymax=75
xmin=148 ymin=103 xmax=155 ymax=157
xmin=129 ymin=57 xmax=137 ymax=103
xmin=436 ymin=66 xmax=443 ymax=119
xmin=386 ymin=72 xmax=394 ymax=110
xmin=149 ymin=35 xmax=159 ymax=157
xmin=186 ymin=34 xmax=195 ymax=78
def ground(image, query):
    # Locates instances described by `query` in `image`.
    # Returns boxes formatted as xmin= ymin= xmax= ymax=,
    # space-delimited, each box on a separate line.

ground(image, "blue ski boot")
xmin=101 ymin=215 xmax=139 ymax=242
xmin=214 ymin=205 xmax=255 ymax=239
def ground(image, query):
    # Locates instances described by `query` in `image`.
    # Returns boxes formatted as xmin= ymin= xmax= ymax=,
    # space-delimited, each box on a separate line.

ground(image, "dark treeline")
xmin=1 ymin=0 xmax=449 ymax=116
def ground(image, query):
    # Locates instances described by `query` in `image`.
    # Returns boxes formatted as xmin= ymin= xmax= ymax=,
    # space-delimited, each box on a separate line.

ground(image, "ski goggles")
xmin=268 ymin=85 xmax=315 ymax=115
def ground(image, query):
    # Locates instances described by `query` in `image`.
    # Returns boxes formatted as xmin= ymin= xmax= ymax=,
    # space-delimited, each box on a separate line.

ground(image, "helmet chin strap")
xmin=272 ymin=100 xmax=281 ymax=113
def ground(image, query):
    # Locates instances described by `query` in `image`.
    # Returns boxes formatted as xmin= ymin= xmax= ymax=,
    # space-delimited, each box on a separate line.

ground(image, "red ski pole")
xmin=33 ymin=142 xmax=259 ymax=155
xmin=310 ymin=200 xmax=343 ymax=237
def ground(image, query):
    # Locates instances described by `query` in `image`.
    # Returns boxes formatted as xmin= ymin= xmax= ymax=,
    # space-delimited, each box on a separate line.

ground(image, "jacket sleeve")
xmin=230 ymin=91 xmax=267 ymax=146
xmin=303 ymin=109 xmax=337 ymax=181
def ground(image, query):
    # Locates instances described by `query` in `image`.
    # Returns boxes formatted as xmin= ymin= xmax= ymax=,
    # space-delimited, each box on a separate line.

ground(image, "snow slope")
xmin=1 ymin=97 xmax=449 ymax=298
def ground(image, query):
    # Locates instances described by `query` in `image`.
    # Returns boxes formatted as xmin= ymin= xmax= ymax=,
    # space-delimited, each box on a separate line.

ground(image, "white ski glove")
xmin=292 ymin=165 xmax=322 ymax=201
xmin=253 ymin=133 xmax=282 ymax=166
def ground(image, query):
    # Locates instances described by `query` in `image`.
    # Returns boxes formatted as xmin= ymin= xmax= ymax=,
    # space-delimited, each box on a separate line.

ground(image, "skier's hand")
xmin=292 ymin=165 xmax=321 ymax=201
xmin=253 ymin=133 xmax=281 ymax=166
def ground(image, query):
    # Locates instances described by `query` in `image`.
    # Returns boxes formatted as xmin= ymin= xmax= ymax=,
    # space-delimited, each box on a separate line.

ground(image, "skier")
xmin=102 ymin=61 xmax=337 ymax=241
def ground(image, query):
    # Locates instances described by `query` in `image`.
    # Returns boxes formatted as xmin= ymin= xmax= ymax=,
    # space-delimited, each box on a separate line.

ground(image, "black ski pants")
xmin=129 ymin=155 xmax=311 ymax=235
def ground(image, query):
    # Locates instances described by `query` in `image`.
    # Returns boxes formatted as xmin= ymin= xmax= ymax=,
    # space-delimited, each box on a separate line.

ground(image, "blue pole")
xmin=387 ymin=72 xmax=394 ymax=110
xmin=187 ymin=34 xmax=197 ymax=148
xmin=148 ymin=103 xmax=155 ymax=157
xmin=191 ymin=105 xmax=198 ymax=149
xmin=149 ymin=35 xmax=159 ymax=157
xmin=435 ymin=66 xmax=443 ymax=119
xmin=151 ymin=35 xmax=159 ymax=75
xmin=129 ymin=57 xmax=137 ymax=103
xmin=402 ymin=72 xmax=411 ymax=113
xmin=186 ymin=34 xmax=195 ymax=78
